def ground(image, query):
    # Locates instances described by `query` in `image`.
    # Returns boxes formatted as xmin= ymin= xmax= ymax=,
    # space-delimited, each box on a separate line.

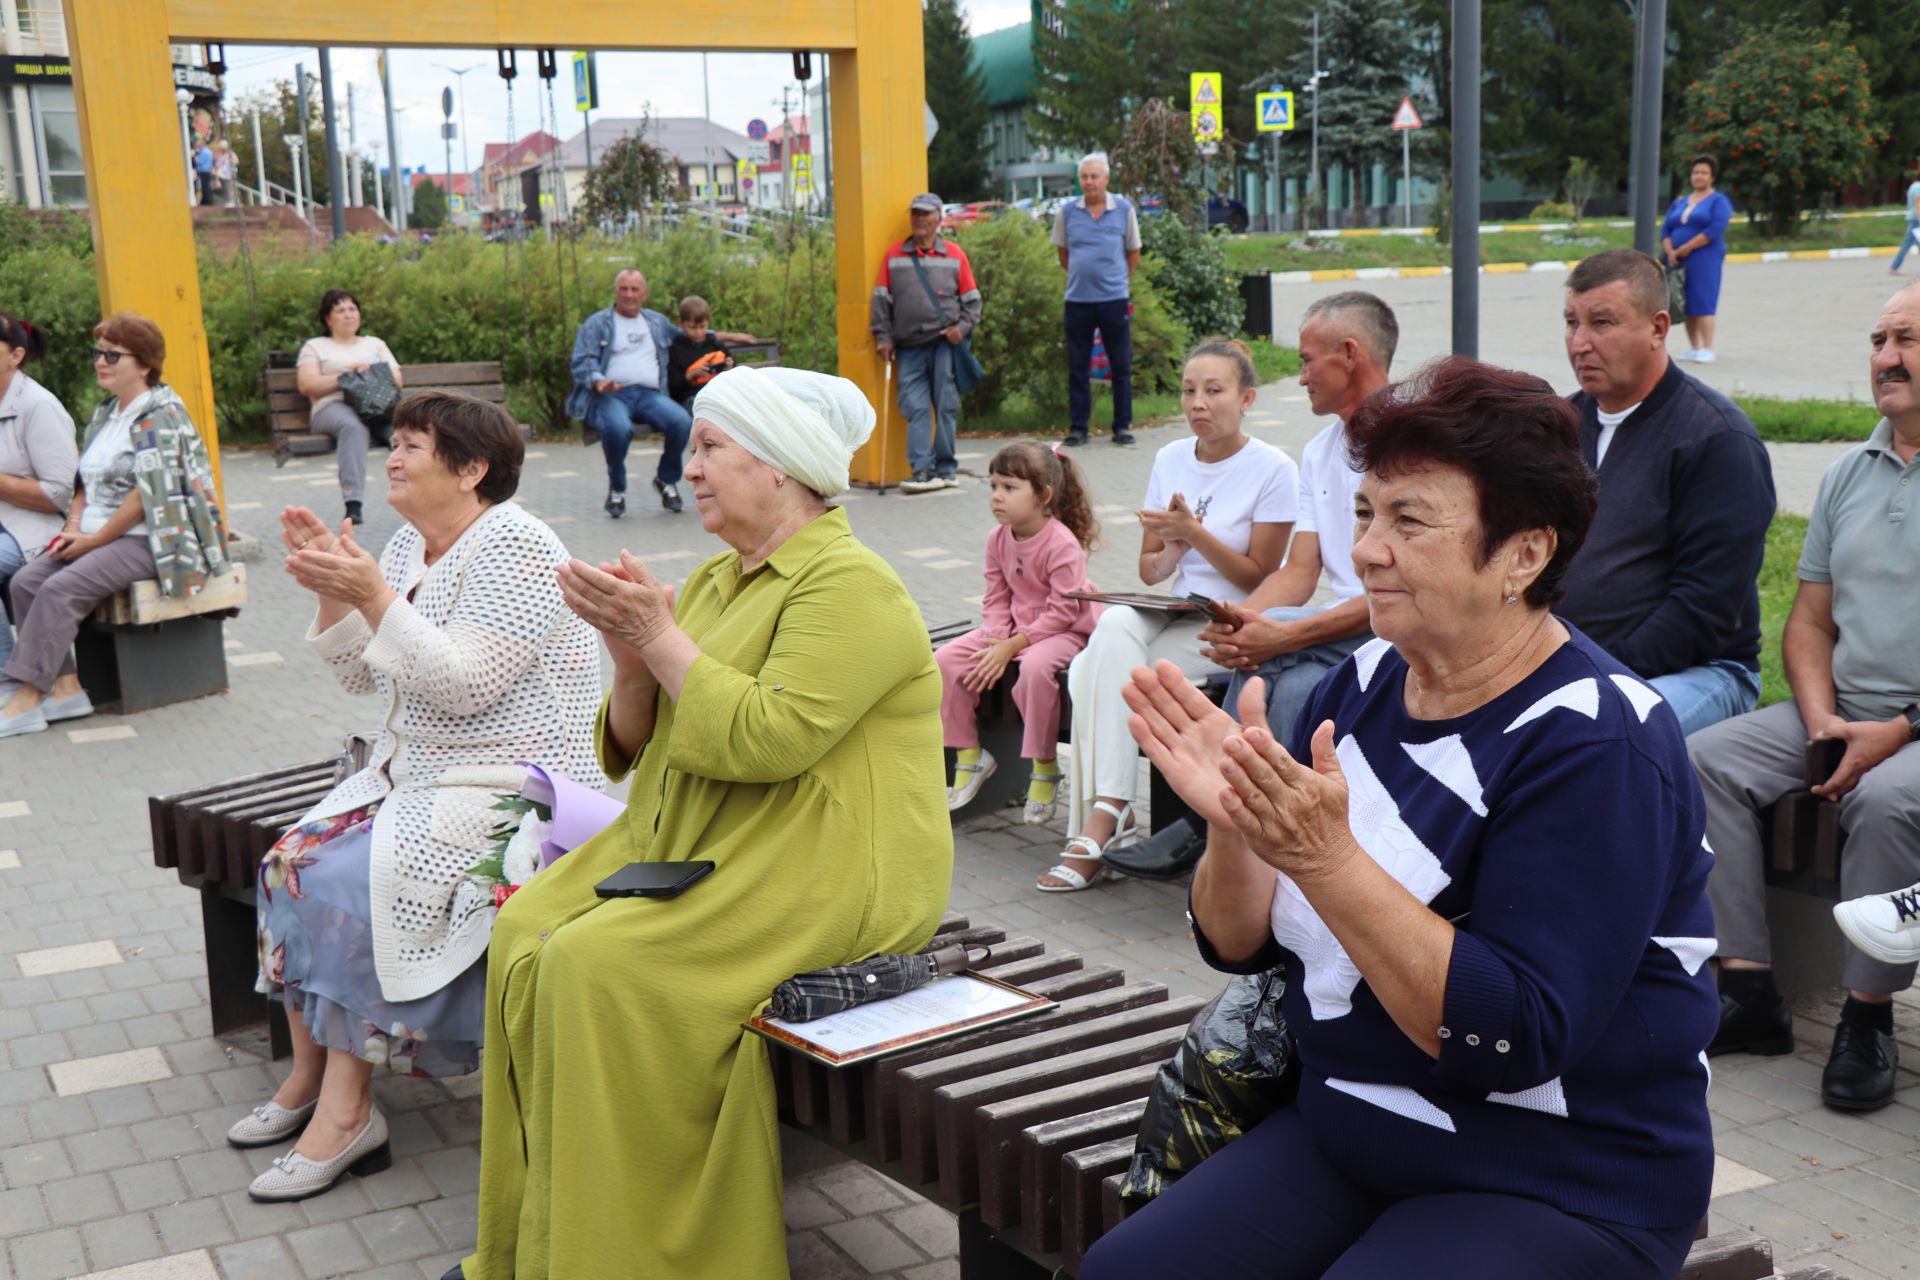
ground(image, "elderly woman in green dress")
xmin=452 ymin=366 xmax=954 ymax=1280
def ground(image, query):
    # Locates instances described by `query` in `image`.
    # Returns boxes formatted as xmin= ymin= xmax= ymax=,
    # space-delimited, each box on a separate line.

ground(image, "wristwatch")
xmin=1904 ymin=702 xmax=1920 ymax=743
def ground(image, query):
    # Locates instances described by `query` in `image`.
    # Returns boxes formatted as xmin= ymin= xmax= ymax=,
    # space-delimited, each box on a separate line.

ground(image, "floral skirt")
xmin=255 ymin=804 xmax=486 ymax=1077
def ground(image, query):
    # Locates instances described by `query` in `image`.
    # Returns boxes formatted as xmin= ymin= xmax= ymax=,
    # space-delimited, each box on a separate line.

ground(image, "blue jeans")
xmin=0 ymin=530 xmax=25 ymax=674
xmin=1895 ymin=225 xmax=1919 ymax=271
xmin=1220 ymin=606 xmax=1371 ymax=744
xmin=585 ymin=385 xmax=692 ymax=492
xmin=895 ymin=342 xmax=958 ymax=477
xmin=1065 ymin=297 xmax=1133 ymax=436
xmin=1651 ymin=659 xmax=1761 ymax=737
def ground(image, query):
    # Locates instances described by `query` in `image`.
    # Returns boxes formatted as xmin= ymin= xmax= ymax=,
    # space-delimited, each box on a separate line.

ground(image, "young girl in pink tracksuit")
xmin=937 ymin=442 xmax=1101 ymax=823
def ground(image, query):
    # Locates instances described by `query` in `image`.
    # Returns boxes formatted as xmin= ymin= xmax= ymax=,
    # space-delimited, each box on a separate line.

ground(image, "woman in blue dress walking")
xmin=1662 ymin=154 xmax=1733 ymax=364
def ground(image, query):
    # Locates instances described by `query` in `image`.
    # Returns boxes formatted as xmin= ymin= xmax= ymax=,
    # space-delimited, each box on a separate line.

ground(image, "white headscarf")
xmin=691 ymin=365 xmax=876 ymax=499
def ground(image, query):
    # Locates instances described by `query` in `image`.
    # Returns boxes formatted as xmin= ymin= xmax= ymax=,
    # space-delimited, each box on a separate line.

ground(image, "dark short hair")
xmin=1303 ymin=291 xmax=1399 ymax=370
xmin=0 ymin=310 xmax=47 ymax=363
xmin=391 ymin=391 xmax=523 ymax=504
xmin=1690 ymin=153 xmax=1720 ymax=181
xmin=678 ymin=295 xmax=712 ymax=324
xmin=93 ymin=312 xmax=166 ymax=386
xmin=1565 ymin=248 xmax=1669 ymax=321
xmin=1345 ymin=356 xmax=1596 ymax=609
xmin=317 ymin=289 xmax=361 ymax=330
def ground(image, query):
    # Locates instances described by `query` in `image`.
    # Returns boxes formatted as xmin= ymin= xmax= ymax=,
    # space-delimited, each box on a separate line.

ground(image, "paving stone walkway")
xmin=0 ymin=345 xmax=1904 ymax=1279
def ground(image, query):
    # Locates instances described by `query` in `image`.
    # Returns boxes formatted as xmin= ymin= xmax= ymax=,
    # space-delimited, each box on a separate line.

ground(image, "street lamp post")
xmin=175 ymin=88 xmax=194 ymax=205
xmin=431 ymin=61 xmax=481 ymax=189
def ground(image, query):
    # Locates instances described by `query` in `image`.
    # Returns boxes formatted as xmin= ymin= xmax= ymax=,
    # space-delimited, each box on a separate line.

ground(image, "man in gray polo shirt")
xmin=1052 ymin=151 xmax=1142 ymax=447
xmin=1691 ymin=282 xmax=1920 ymax=1114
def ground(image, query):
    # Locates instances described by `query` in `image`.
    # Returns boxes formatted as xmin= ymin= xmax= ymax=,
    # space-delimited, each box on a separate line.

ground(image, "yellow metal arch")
xmin=63 ymin=0 xmax=927 ymax=490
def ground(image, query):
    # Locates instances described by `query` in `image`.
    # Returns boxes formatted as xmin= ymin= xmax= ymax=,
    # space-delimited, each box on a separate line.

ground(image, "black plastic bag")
xmin=1119 ymin=967 xmax=1297 ymax=1207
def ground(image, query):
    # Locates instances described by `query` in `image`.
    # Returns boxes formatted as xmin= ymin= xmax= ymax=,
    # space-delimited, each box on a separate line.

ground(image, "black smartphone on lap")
xmin=1805 ymin=738 xmax=1847 ymax=788
xmin=594 ymin=861 xmax=716 ymax=899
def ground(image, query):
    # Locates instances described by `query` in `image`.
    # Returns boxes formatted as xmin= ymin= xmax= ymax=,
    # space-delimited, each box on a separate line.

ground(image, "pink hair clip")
xmin=1049 ymin=440 xmax=1064 ymax=455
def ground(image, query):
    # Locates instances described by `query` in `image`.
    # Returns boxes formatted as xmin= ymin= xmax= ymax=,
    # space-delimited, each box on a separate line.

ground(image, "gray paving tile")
xmin=80 ymin=1210 xmax=165 ymax=1270
xmin=810 ymin=1163 xmax=911 ymax=1217
xmin=1 ymin=1139 xmax=75 ymax=1188
xmin=785 ymin=1229 xmax=867 ymax=1280
xmin=177 ymin=1147 xmax=260 ymax=1199
xmin=154 ymin=1195 xmax=240 ymax=1254
xmin=416 ymin=1191 xmax=478 ymax=1253
xmin=215 ymin=1235 xmax=299 ymax=1280
xmin=42 ymin=1171 xmax=121 ymax=1227
xmin=0 ymin=1185 xmax=51 ymax=1237
xmin=220 ymin=1188 xmax=308 ymax=1242
xmin=89 ymin=1082 xmax=163 ymax=1128
xmin=27 ymin=1094 xmax=100 ymax=1141
xmin=63 ymin=1123 xmax=137 ymax=1175
xmin=885 ymin=1202 xmax=959 ymax=1258
xmin=352 ymin=1206 xmax=442 ymax=1265
xmin=286 ymin=1220 xmax=373 ymax=1279
xmin=7 ymin=1227 xmax=87 ymax=1280
xmin=109 ymin=1158 xmax=190 ymax=1212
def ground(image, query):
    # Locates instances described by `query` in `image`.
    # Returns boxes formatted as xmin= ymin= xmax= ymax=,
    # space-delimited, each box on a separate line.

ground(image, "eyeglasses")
xmin=88 ymin=347 xmax=129 ymax=366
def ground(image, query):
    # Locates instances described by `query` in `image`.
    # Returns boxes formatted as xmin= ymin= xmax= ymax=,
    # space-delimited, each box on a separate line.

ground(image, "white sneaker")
xmin=1675 ymin=349 xmax=1698 ymax=362
xmin=1692 ymin=349 xmax=1716 ymax=364
xmin=947 ymin=749 xmax=998 ymax=810
xmin=247 ymin=1108 xmax=390 ymax=1202
xmin=1834 ymin=885 xmax=1920 ymax=966
xmin=226 ymin=1095 xmax=319 ymax=1148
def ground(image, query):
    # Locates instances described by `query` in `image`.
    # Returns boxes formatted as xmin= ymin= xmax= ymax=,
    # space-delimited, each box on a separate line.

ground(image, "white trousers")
xmin=1065 ymin=606 xmax=1217 ymax=837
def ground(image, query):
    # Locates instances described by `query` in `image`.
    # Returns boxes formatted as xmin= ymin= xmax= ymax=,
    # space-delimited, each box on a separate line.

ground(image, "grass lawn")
xmin=1221 ymin=210 xmax=1911 ymax=274
xmin=1734 ymin=396 xmax=1879 ymax=444
xmin=1757 ymin=513 xmax=1808 ymax=709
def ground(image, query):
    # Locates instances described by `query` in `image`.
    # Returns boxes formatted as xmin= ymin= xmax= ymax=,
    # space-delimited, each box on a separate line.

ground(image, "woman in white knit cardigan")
xmin=227 ymin=391 xmax=606 ymax=1204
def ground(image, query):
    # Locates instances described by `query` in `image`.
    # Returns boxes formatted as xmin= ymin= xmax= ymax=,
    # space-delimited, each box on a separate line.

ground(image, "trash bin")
xmin=1239 ymin=273 xmax=1273 ymax=340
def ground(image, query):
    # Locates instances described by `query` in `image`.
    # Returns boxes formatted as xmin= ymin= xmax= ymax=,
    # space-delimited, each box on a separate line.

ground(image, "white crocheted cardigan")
xmin=301 ymin=502 xmax=606 ymax=1002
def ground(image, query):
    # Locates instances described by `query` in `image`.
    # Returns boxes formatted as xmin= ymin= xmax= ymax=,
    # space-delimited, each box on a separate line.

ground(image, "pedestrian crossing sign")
xmin=1256 ymin=91 xmax=1296 ymax=133
xmin=1191 ymin=72 xmax=1224 ymax=141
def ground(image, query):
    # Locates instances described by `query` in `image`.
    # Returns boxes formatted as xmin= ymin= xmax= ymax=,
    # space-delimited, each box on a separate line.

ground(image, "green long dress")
xmin=465 ymin=507 xmax=953 ymax=1279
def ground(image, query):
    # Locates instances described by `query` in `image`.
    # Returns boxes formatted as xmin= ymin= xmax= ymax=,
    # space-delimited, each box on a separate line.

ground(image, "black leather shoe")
xmin=1111 ymin=428 xmax=1136 ymax=445
xmin=1822 ymin=1021 xmax=1897 ymax=1112
xmin=440 ymin=1266 xmax=464 ymax=1280
xmin=1707 ymin=993 xmax=1795 ymax=1057
xmin=1105 ymin=815 xmax=1205 ymax=881
xmin=1062 ymin=432 xmax=1088 ymax=447
xmin=653 ymin=477 xmax=684 ymax=513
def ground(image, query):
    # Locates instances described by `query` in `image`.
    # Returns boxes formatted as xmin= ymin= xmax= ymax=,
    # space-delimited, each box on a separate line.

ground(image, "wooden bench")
xmin=773 ymin=918 xmax=1820 ymax=1278
xmin=1758 ymin=758 xmax=1854 ymax=998
xmin=267 ymin=361 xmax=519 ymax=463
xmin=77 ymin=564 xmax=248 ymax=713
xmin=576 ymin=338 xmax=782 ymax=446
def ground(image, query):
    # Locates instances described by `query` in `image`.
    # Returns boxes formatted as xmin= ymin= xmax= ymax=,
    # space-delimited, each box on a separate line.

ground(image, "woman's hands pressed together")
xmin=282 ymin=506 xmax=393 ymax=620
xmin=557 ymin=551 xmax=679 ymax=669
xmin=1137 ymin=491 xmax=1202 ymax=546
xmin=1218 ymin=719 xmax=1360 ymax=886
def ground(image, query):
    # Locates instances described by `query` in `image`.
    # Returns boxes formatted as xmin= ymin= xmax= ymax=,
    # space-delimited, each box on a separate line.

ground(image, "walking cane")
xmin=877 ymin=356 xmax=895 ymax=495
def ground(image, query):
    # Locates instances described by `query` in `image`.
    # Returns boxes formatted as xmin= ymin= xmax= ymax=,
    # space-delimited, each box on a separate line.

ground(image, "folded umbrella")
xmin=767 ymin=943 xmax=987 ymax=1023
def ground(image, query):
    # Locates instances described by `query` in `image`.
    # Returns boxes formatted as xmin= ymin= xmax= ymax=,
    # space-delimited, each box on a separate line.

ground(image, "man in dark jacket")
xmin=1559 ymin=249 xmax=1774 ymax=735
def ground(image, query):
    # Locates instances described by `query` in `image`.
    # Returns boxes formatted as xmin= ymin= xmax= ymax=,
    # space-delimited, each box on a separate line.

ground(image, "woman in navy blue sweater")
xmin=1084 ymin=357 xmax=1719 ymax=1280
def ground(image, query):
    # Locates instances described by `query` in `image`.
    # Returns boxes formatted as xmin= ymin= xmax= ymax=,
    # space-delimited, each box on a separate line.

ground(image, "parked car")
xmin=1133 ymin=191 xmax=1250 ymax=233
xmin=939 ymin=200 xmax=1011 ymax=231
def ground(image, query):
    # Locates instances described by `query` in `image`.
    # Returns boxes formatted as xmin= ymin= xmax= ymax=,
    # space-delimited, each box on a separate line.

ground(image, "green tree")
xmin=1111 ymin=98 xmax=1204 ymax=224
xmin=925 ymin=0 xmax=991 ymax=200
xmin=1476 ymin=1 xmax=1634 ymax=194
xmin=410 ymin=178 xmax=449 ymax=230
xmin=1272 ymin=0 xmax=1427 ymax=211
xmin=577 ymin=124 xmax=678 ymax=228
xmin=1030 ymin=0 xmax=1152 ymax=153
xmin=1678 ymin=21 xmax=1885 ymax=235
xmin=225 ymin=78 xmax=373 ymax=208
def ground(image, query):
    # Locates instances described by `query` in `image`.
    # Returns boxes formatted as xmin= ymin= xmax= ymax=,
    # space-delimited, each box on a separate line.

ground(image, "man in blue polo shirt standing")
xmin=1052 ymin=152 xmax=1142 ymax=447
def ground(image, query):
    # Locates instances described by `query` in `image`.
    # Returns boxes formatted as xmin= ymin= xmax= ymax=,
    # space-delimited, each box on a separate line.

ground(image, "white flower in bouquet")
xmin=503 ymin=813 xmax=552 ymax=887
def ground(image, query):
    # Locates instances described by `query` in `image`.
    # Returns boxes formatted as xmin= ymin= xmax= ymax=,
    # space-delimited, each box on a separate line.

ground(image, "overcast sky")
xmin=215 ymin=1 xmax=1032 ymax=179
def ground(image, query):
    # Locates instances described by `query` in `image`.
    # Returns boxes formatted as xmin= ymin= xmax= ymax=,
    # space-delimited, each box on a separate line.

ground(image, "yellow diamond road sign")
xmin=1256 ymin=91 xmax=1295 ymax=133
xmin=1191 ymin=72 xmax=1224 ymax=141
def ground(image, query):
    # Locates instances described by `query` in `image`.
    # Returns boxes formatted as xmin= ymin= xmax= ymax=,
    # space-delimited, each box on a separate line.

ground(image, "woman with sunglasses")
xmin=0 ymin=312 xmax=233 ymax=737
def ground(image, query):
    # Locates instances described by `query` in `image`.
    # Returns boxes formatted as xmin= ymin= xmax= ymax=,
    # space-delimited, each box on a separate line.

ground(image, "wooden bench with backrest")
xmin=266 ymin=361 xmax=520 ymax=463
xmin=576 ymin=338 xmax=782 ymax=446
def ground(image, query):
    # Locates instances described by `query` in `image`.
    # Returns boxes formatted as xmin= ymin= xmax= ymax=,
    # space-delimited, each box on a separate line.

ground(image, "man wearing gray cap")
xmin=870 ymin=192 xmax=983 ymax=493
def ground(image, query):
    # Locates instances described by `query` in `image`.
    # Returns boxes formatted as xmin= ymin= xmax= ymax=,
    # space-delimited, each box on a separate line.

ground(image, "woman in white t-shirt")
xmin=1042 ymin=339 xmax=1297 ymax=892
xmin=297 ymin=290 xmax=404 ymax=526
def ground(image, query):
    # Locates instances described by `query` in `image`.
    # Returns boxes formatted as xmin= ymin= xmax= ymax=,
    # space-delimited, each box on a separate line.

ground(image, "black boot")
xmin=344 ymin=500 xmax=363 ymax=526
xmin=1707 ymin=992 xmax=1794 ymax=1057
xmin=1822 ymin=1000 xmax=1897 ymax=1112
xmin=1105 ymin=815 xmax=1205 ymax=881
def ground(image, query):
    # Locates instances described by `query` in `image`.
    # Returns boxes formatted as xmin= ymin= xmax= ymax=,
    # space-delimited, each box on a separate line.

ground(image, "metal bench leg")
xmin=958 ymin=1210 xmax=1054 ymax=1280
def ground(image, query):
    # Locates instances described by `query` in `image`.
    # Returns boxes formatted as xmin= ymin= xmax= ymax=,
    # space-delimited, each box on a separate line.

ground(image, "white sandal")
xmin=1037 ymin=800 xmax=1136 ymax=893
xmin=948 ymin=750 xmax=999 ymax=811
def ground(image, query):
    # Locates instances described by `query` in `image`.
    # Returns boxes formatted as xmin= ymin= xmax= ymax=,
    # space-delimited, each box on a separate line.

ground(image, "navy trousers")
xmin=1064 ymin=297 xmax=1133 ymax=437
xmin=1079 ymin=1109 xmax=1697 ymax=1280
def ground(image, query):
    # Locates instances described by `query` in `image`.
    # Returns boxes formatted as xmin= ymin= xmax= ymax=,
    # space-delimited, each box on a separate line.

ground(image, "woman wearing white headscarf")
xmin=457 ymin=366 xmax=954 ymax=1280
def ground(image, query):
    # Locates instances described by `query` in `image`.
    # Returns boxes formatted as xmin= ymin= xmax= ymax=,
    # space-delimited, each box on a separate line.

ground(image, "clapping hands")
xmin=557 ymin=551 xmax=678 ymax=676
xmin=282 ymin=506 xmax=387 ymax=609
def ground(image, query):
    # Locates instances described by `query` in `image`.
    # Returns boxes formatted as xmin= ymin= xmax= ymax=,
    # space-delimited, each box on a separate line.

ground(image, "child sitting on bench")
xmin=667 ymin=295 xmax=738 ymax=411
xmin=936 ymin=442 xmax=1101 ymax=823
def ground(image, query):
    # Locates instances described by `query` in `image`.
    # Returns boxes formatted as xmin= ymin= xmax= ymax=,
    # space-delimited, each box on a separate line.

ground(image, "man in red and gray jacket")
xmin=871 ymin=192 xmax=982 ymax=493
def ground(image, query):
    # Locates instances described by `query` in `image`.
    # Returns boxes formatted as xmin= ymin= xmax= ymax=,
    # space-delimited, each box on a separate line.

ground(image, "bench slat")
xmin=954 ymin=1063 xmax=1162 ymax=1210
xmin=921 ymin=1025 xmax=1188 ymax=1202
xmin=1015 ymin=1102 xmax=1147 ymax=1251
xmin=1068 ymin=1156 xmax=1137 ymax=1273
xmin=1676 ymin=1228 xmax=1774 ymax=1280
xmin=149 ymin=759 xmax=328 ymax=870
xmin=863 ymin=979 xmax=1166 ymax=1164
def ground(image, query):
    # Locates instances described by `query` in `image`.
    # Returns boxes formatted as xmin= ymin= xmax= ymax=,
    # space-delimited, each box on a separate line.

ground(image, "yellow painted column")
xmin=64 ymin=4 xmax=223 ymax=496
xmin=834 ymin=0 xmax=928 ymax=487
